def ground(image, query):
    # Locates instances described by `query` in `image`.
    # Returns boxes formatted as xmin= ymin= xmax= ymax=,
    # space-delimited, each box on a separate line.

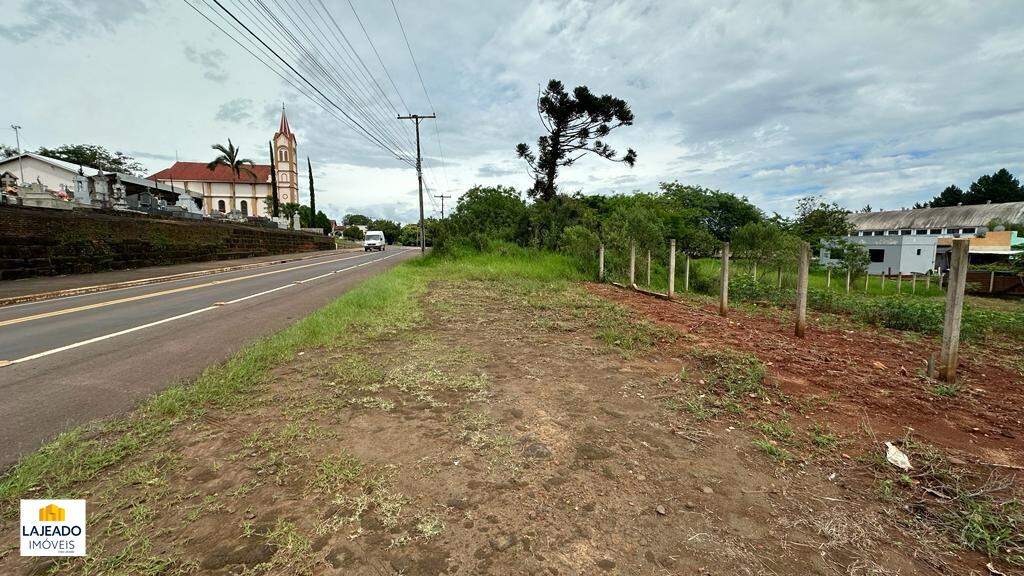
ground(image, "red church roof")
xmin=148 ymin=162 xmax=271 ymax=183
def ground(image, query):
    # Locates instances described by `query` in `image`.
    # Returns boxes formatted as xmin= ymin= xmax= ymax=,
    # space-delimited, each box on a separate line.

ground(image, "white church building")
xmin=149 ymin=107 xmax=300 ymax=217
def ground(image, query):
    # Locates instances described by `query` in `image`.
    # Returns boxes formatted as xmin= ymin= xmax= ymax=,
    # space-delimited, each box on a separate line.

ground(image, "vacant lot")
xmin=1 ymin=250 xmax=1021 ymax=575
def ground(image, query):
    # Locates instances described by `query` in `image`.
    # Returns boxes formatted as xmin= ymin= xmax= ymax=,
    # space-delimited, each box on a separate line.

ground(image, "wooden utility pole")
xmin=795 ymin=242 xmax=810 ymax=337
xmin=939 ymin=239 xmax=970 ymax=383
xmin=719 ymin=242 xmax=730 ymax=317
xmin=398 ymin=113 xmax=436 ymax=253
xmin=598 ymin=244 xmax=605 ymax=281
xmin=629 ymin=240 xmax=636 ymax=286
xmin=434 ymin=194 xmax=452 ymax=219
xmin=668 ymin=240 xmax=676 ymax=298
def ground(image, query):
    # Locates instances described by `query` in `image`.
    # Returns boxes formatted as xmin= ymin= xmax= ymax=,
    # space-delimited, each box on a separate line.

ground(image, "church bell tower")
xmin=273 ymin=105 xmax=298 ymax=205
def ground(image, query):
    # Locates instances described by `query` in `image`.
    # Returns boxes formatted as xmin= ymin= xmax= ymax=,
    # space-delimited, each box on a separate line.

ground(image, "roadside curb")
xmin=0 ymin=249 xmax=355 ymax=308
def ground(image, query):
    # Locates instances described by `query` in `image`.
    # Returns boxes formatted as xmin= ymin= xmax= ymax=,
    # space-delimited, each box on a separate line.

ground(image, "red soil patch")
xmin=589 ymin=283 xmax=1024 ymax=467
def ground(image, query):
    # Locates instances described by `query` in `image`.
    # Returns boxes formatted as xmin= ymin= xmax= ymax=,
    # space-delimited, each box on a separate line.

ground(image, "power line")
xmin=345 ymin=0 xmax=411 ymax=114
xmin=193 ymin=0 xmax=414 ymax=164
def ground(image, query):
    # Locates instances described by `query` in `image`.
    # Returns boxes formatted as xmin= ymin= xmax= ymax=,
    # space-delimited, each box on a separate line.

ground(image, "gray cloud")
xmin=215 ymin=99 xmax=254 ymax=123
xmin=184 ymin=45 xmax=229 ymax=83
xmin=0 ymin=0 xmax=151 ymax=43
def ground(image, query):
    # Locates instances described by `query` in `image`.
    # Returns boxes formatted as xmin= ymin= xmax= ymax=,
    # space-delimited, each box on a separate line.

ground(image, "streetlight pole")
xmin=10 ymin=124 xmax=25 ymax=184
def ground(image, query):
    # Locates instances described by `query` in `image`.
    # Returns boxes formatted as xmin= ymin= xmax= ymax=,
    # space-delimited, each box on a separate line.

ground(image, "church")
xmin=149 ymin=107 xmax=299 ymax=217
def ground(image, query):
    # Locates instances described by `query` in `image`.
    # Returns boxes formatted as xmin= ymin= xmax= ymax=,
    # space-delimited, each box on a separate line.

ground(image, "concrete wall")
xmin=0 ymin=204 xmax=333 ymax=280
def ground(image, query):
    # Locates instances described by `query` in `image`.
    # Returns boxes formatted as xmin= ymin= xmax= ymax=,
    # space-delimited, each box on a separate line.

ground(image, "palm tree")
xmin=207 ymin=139 xmax=257 ymax=181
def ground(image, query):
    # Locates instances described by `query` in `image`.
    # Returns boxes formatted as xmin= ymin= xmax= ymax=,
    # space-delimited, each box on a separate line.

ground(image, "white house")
xmin=0 ymin=152 xmax=98 ymax=194
xmin=821 ymin=235 xmax=938 ymax=275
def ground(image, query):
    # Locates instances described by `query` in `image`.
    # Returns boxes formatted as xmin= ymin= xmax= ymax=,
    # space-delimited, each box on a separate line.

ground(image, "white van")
xmin=363 ymin=230 xmax=386 ymax=251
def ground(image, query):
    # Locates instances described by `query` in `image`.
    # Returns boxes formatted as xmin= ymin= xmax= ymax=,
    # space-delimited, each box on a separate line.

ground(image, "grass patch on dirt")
xmin=689 ymin=345 xmax=766 ymax=397
xmin=0 ymin=248 xmax=582 ymax=518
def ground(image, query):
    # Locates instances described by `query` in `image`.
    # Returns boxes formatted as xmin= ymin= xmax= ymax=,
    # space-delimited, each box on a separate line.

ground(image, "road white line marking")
xmin=0 ymin=253 xmax=373 ymax=328
xmin=2 ymin=251 xmax=405 ymax=367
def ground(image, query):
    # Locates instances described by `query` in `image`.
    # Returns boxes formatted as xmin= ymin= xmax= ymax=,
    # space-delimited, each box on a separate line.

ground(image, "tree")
xmin=299 ymin=205 xmax=331 ymax=234
xmin=268 ymin=141 xmax=279 ymax=217
xmin=926 ymin=170 xmax=1024 ymax=207
xmin=36 ymin=144 xmax=145 ymax=175
xmin=343 ymin=226 xmax=365 ymax=241
xmin=370 ymin=219 xmax=401 ymax=244
xmin=659 ymin=183 xmax=762 ymax=241
xmin=206 ymin=139 xmax=256 ymax=181
xmin=398 ymin=223 xmax=420 ymax=246
xmin=832 ymin=239 xmax=869 ymax=275
xmin=1 ymin=144 xmax=17 ymax=158
xmin=306 ymin=157 xmax=316 ymax=217
xmin=449 ymin=185 xmax=527 ymax=243
xmin=731 ymin=222 xmax=799 ymax=270
xmin=928 ymin=184 xmax=966 ymax=208
xmin=343 ymin=214 xmax=372 ymax=226
xmin=967 ymin=168 xmax=1023 ymax=204
xmin=860 ymin=204 xmax=872 ymax=213
xmin=280 ymin=202 xmax=300 ymax=229
xmin=516 ymin=79 xmax=637 ymax=201
xmin=791 ymin=196 xmax=852 ymax=249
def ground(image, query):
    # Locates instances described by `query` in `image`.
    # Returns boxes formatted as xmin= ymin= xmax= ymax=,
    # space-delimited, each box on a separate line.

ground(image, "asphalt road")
xmin=0 ymin=247 xmax=418 ymax=468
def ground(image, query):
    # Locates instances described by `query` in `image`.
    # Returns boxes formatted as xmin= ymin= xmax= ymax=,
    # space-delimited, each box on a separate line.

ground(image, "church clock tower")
xmin=273 ymin=105 xmax=298 ymax=205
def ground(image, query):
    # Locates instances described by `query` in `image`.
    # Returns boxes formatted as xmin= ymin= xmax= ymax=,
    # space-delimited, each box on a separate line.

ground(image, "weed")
xmin=309 ymin=453 xmax=364 ymax=494
xmin=691 ymin=346 xmax=766 ymax=396
xmin=415 ymin=514 xmax=445 ymax=538
xmin=932 ymin=382 xmax=962 ymax=398
xmin=754 ymin=415 xmax=794 ymax=442
xmin=752 ymin=439 xmax=792 ymax=463
xmin=810 ymin=424 xmax=839 ymax=450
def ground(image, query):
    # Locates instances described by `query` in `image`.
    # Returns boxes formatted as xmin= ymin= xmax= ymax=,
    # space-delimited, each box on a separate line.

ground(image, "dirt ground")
xmin=3 ymin=275 xmax=1021 ymax=575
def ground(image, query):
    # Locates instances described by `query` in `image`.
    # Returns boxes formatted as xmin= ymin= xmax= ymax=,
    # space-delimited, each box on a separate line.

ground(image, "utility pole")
xmin=398 ymin=113 xmax=435 ymax=253
xmin=434 ymin=194 xmax=451 ymax=218
xmin=10 ymin=124 xmax=25 ymax=183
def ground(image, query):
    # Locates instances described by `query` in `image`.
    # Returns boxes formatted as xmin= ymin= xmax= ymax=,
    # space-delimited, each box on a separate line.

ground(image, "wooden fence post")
xmin=752 ymin=261 xmax=758 ymax=280
xmin=719 ymin=242 xmax=730 ymax=317
xmin=939 ymin=272 xmax=944 ymax=291
xmin=940 ymin=239 xmax=970 ymax=383
xmin=646 ymin=250 xmax=651 ymax=286
xmin=777 ymin=265 xmax=783 ymax=289
xmin=598 ymin=244 xmax=605 ymax=281
xmin=845 ymin=267 xmax=852 ymax=294
xmin=684 ymin=254 xmax=690 ymax=292
xmin=826 ymin=267 xmax=831 ymax=289
xmin=668 ymin=240 xmax=676 ymax=298
xmin=864 ymin=271 xmax=869 ymax=292
xmin=926 ymin=274 xmax=931 ymax=291
xmin=795 ymin=242 xmax=809 ymax=338
xmin=880 ymin=273 xmax=885 ymax=292
xmin=912 ymin=273 xmax=917 ymax=294
xmin=989 ymin=270 xmax=995 ymax=293
xmin=629 ymin=240 xmax=636 ymax=287
xmin=897 ymin=273 xmax=902 ymax=294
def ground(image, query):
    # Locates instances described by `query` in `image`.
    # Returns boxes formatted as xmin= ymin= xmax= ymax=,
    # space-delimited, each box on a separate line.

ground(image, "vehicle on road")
xmin=364 ymin=231 xmax=386 ymax=251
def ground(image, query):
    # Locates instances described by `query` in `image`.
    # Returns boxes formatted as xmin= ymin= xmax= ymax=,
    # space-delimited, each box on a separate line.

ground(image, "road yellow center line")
xmin=0 ymin=253 xmax=370 ymax=328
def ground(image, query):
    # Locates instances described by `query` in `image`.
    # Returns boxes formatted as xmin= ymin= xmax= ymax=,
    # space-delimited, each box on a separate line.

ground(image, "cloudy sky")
xmin=3 ymin=0 xmax=1023 ymax=222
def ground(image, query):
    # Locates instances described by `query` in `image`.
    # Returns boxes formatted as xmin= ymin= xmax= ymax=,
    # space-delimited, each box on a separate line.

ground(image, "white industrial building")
xmin=822 ymin=201 xmax=1024 ymax=274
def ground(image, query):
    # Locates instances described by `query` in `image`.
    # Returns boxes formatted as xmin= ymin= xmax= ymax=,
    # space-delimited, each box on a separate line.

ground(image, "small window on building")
xmin=916 ymin=248 xmax=922 ymax=256
xmin=900 ymin=229 xmax=911 ymax=236
xmin=869 ymin=249 xmax=885 ymax=263
xmin=873 ymin=231 xmax=884 ymax=236
xmin=962 ymin=227 xmax=976 ymax=234
xmin=217 ymin=199 xmax=225 ymax=213
xmin=240 ymin=200 xmax=248 ymax=216
xmin=280 ymin=172 xmax=289 ymax=182
xmin=278 ymin=148 xmax=288 ymax=162
xmin=915 ymin=229 xmax=927 ymax=235
xmin=929 ymin=228 xmax=941 ymax=234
